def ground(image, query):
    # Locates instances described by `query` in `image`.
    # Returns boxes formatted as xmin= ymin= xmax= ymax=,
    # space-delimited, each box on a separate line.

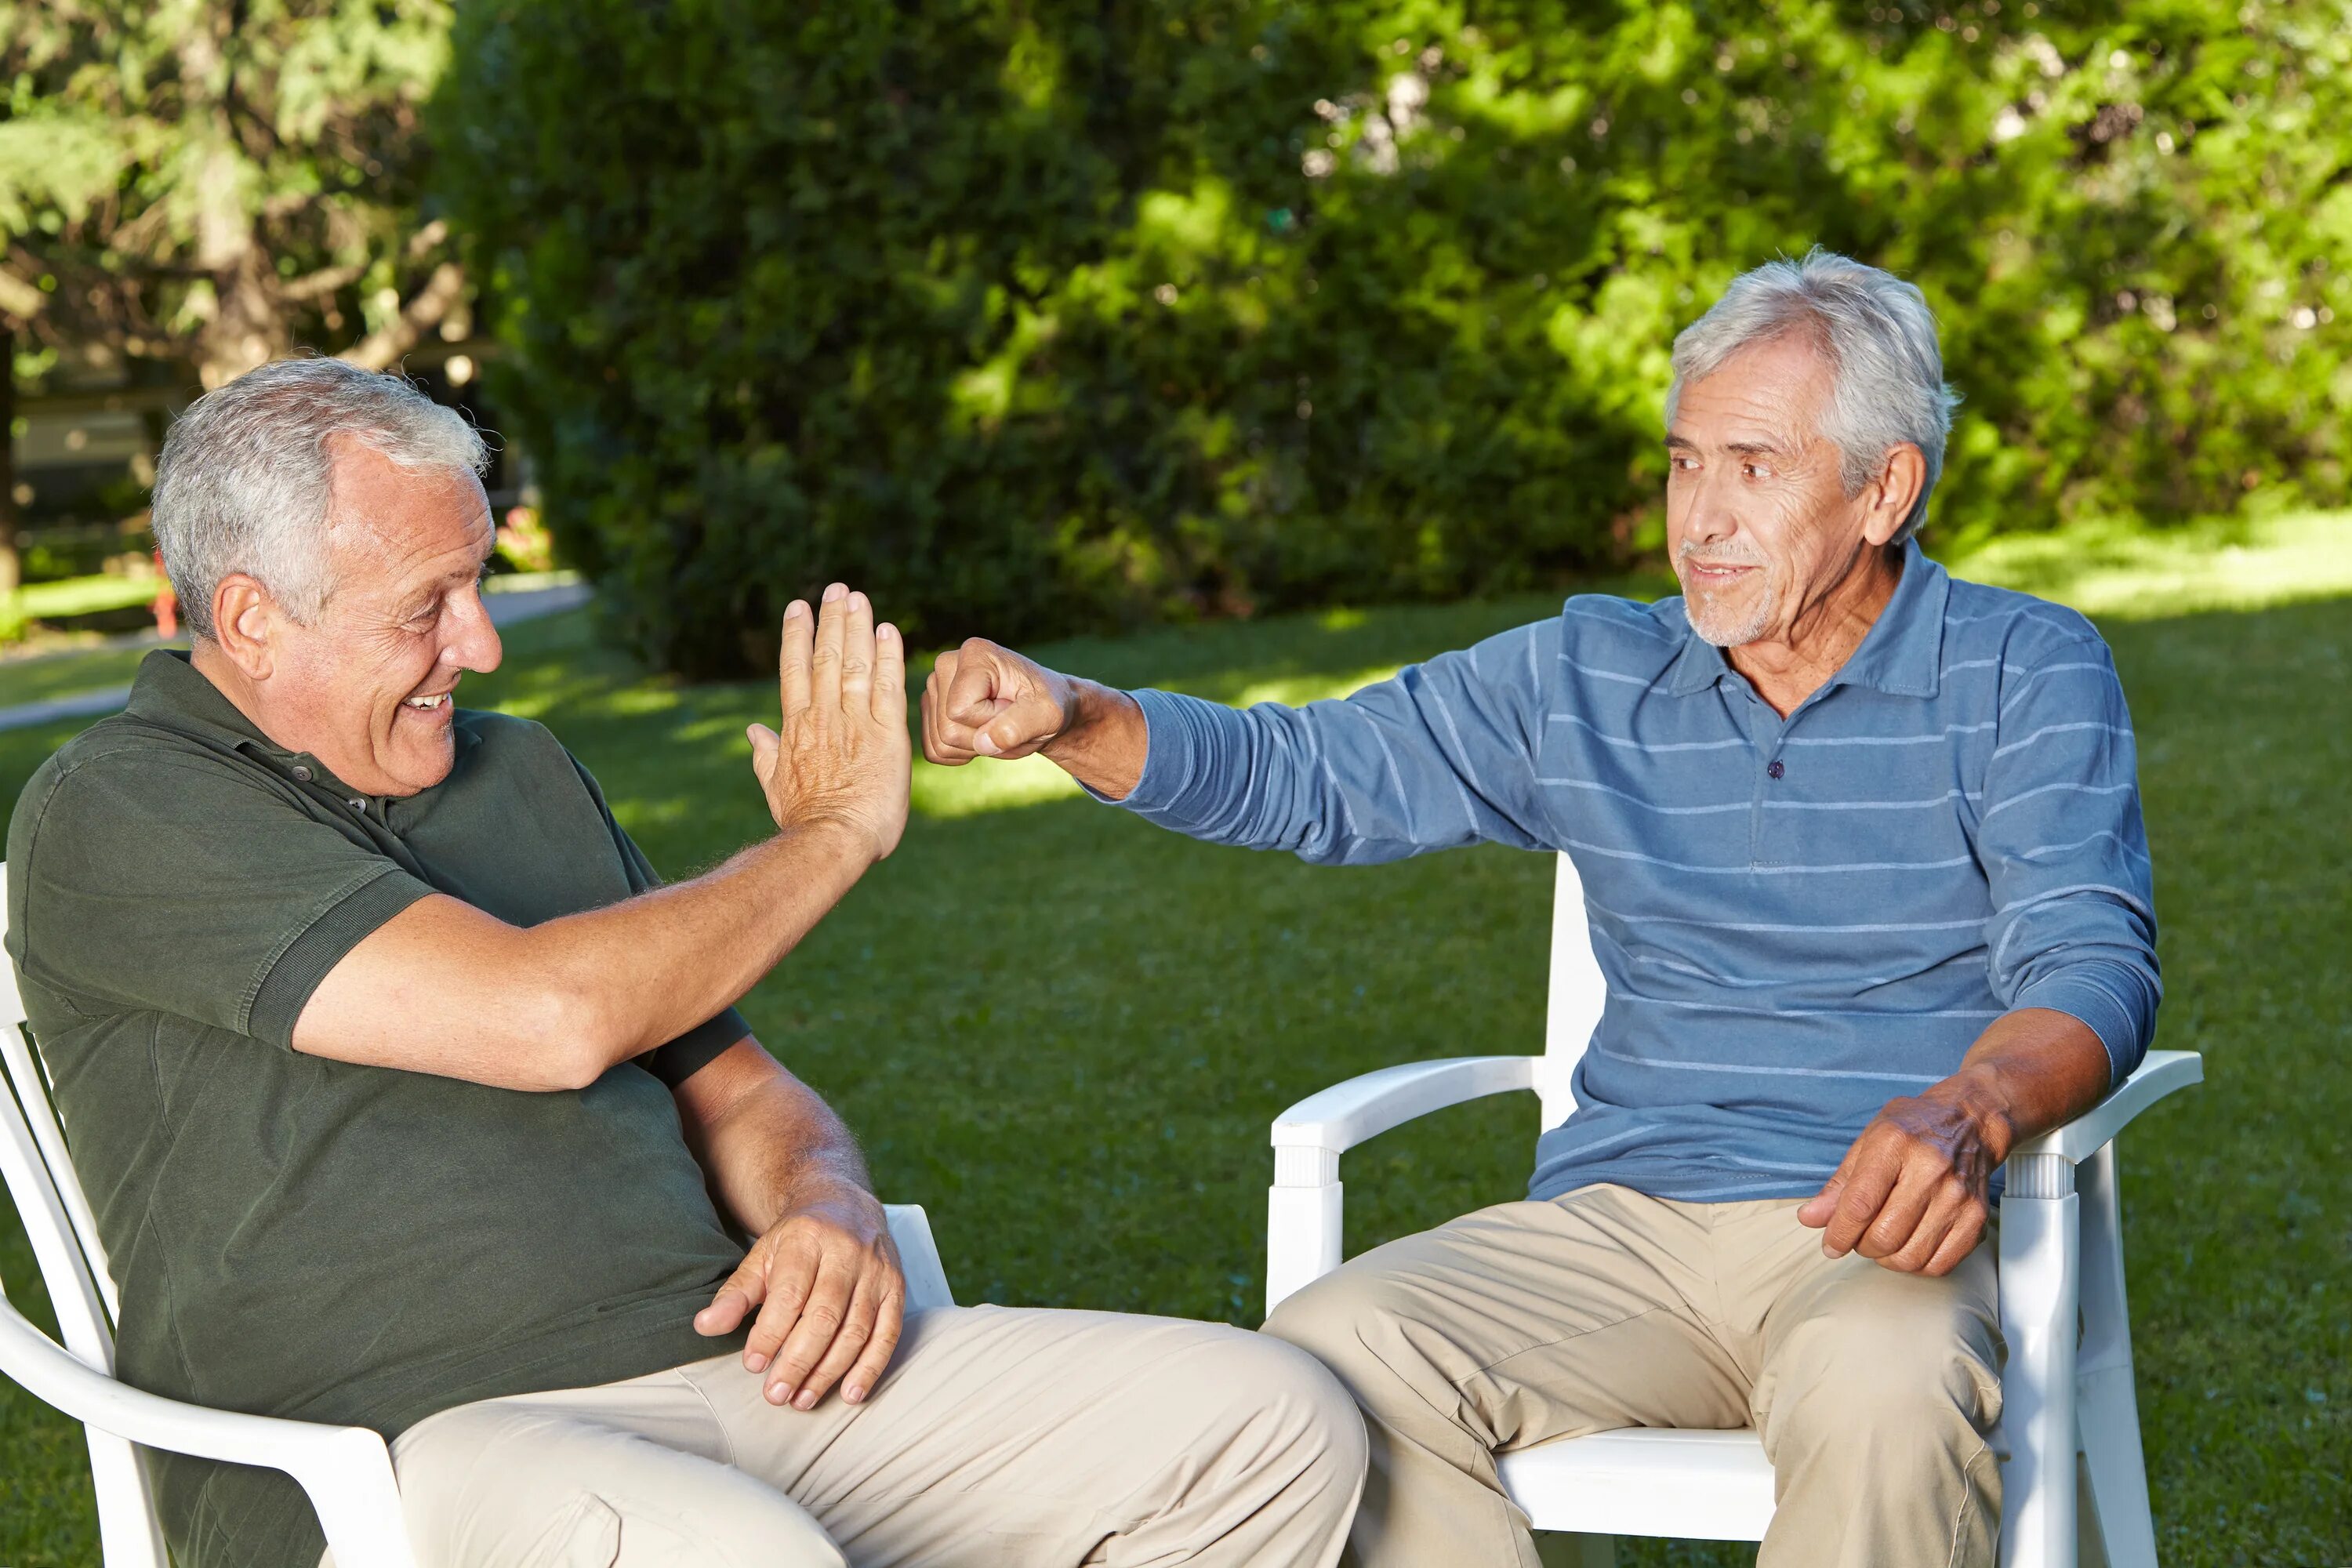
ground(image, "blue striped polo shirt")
xmin=1112 ymin=540 xmax=2160 ymax=1203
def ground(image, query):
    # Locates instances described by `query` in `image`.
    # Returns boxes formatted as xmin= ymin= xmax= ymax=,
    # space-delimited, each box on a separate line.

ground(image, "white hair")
xmin=151 ymin=357 xmax=489 ymax=640
xmin=1665 ymin=249 xmax=1961 ymax=543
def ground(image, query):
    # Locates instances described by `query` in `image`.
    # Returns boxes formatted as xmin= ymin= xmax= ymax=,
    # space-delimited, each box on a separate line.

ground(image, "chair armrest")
xmin=1272 ymin=1056 xmax=1539 ymax=1160
xmin=2007 ymin=1048 xmax=2203 ymax=1166
xmin=0 ymin=1298 xmax=415 ymax=1568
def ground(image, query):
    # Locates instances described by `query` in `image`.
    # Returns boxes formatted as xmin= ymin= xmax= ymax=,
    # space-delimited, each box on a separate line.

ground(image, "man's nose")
xmin=1679 ymin=470 xmax=1740 ymax=547
xmin=448 ymin=586 xmax=504 ymax=676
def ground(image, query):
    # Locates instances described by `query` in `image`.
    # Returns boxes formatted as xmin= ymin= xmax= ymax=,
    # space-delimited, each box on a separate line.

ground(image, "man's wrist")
xmin=772 ymin=814 xmax=888 ymax=874
xmin=1038 ymin=674 xmax=1102 ymax=761
xmin=1929 ymin=1064 xmax=2020 ymax=1165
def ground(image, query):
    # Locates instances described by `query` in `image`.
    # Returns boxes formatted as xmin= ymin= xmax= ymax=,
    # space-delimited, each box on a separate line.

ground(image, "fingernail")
xmin=745 ymin=1352 xmax=768 ymax=1373
xmin=767 ymin=1381 xmax=789 ymax=1405
xmin=785 ymin=601 xmax=808 ymax=619
xmin=823 ymin=583 xmax=847 ymax=603
xmin=878 ymin=624 xmax=897 ymax=641
xmin=844 ymin=1383 xmax=867 ymax=1404
xmin=850 ymin=590 xmax=868 ymax=610
xmin=794 ymin=1388 xmax=818 ymax=1410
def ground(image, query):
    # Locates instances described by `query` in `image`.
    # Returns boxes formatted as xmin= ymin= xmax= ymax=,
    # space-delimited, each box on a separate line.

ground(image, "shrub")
xmin=437 ymin=1 xmax=2352 ymax=677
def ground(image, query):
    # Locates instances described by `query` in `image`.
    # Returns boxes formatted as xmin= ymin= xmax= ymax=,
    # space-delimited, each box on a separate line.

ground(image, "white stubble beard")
xmin=1679 ymin=541 xmax=1777 ymax=648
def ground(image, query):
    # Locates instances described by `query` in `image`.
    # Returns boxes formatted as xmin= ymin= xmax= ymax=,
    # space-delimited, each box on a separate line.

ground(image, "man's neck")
xmin=1727 ymin=544 xmax=1904 ymax=718
xmin=189 ymin=641 xmax=288 ymax=750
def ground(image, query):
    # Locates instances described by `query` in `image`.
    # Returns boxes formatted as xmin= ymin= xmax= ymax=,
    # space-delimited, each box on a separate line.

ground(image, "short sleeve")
xmin=566 ymin=755 xmax=752 ymax=1085
xmin=9 ymin=750 xmax=433 ymax=1048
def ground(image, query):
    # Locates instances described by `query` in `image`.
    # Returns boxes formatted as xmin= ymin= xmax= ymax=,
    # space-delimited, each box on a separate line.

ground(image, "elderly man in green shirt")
xmin=3 ymin=358 xmax=1365 ymax=1568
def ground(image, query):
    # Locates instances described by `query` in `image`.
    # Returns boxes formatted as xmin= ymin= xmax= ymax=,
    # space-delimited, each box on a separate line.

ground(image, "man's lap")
xmin=1262 ymin=1183 xmax=2002 ymax=1447
xmin=334 ymin=1304 xmax=1360 ymax=1568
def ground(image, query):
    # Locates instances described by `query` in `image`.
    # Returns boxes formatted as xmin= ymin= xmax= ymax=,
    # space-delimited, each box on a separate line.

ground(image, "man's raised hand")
xmin=921 ymin=637 xmax=1073 ymax=766
xmin=749 ymin=584 xmax=911 ymax=864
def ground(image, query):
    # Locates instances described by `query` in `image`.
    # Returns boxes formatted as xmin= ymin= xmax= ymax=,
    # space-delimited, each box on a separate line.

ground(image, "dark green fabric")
xmin=5 ymin=650 xmax=753 ymax=1568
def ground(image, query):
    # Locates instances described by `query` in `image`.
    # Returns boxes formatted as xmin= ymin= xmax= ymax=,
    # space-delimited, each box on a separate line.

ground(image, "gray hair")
xmin=1665 ymin=249 xmax=1961 ymax=543
xmin=151 ymin=357 xmax=489 ymax=640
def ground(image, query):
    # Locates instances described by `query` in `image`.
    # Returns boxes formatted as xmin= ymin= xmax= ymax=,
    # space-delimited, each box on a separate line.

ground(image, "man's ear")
xmin=211 ymin=574 xmax=280 ymax=681
xmin=1863 ymin=443 xmax=1929 ymax=549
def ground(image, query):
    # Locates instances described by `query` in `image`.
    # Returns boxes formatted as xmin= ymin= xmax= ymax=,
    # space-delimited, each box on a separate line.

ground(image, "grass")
xmin=3 ymin=516 xmax=2349 ymax=1566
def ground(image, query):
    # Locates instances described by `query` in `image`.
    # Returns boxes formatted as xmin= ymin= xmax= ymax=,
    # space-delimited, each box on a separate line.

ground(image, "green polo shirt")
xmin=5 ymin=651 xmax=754 ymax=1568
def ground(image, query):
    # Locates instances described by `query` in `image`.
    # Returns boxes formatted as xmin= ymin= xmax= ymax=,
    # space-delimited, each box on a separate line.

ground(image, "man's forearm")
xmin=677 ymin=1041 xmax=875 ymax=1236
xmin=1038 ymin=679 xmax=1149 ymax=800
xmin=296 ymin=820 xmax=880 ymax=1090
xmin=535 ymin=822 xmax=878 ymax=1067
xmin=1922 ymin=1007 xmax=2115 ymax=1163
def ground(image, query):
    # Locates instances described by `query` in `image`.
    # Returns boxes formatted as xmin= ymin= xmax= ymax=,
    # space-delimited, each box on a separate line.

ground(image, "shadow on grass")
xmin=4 ymin=591 xmax=2347 ymax=1567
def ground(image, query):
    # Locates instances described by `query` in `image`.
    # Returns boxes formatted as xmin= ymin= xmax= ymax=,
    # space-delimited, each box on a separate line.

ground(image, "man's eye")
xmin=1743 ymin=462 xmax=1769 ymax=478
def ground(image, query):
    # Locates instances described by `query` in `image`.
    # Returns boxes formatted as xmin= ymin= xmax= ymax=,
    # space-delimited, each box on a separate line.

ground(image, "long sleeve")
xmin=1116 ymin=619 xmax=1564 ymax=865
xmin=1975 ymin=633 xmax=2161 ymax=1082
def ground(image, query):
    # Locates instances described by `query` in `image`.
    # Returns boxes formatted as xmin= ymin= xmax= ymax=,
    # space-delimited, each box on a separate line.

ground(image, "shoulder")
xmin=1534 ymin=592 xmax=1687 ymax=684
xmin=454 ymin=708 xmax=580 ymax=775
xmin=1941 ymin=573 xmax=2111 ymax=669
xmin=452 ymin=706 xmax=609 ymax=804
xmin=12 ymin=716 xmax=269 ymax=849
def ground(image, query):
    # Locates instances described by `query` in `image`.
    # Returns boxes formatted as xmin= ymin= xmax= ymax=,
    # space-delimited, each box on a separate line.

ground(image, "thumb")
xmin=696 ymin=1253 xmax=769 ymax=1335
xmin=1796 ymin=1173 xmax=1846 ymax=1229
xmin=746 ymin=724 xmax=780 ymax=789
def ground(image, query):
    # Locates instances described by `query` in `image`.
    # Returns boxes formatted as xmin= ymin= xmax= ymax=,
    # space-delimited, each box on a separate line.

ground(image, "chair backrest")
xmin=1536 ymin=854 xmax=1606 ymax=1131
xmin=0 ymin=861 xmax=123 ymax=1360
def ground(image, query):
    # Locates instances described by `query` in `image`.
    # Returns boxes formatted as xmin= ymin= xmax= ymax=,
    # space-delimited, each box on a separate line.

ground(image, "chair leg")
xmin=86 ymin=1429 xmax=169 ymax=1568
xmin=1999 ymin=1155 xmax=2081 ymax=1568
xmin=1535 ymin=1533 xmax=1617 ymax=1568
xmin=2074 ymin=1145 xmax=2158 ymax=1568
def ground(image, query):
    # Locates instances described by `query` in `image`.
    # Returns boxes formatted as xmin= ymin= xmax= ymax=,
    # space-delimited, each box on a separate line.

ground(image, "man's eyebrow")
xmin=1724 ymin=438 xmax=1791 ymax=457
xmin=1664 ymin=434 xmax=1698 ymax=451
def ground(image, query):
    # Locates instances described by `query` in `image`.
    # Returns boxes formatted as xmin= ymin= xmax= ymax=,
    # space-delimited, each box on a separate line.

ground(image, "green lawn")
xmin=2 ymin=519 xmax=2348 ymax=1566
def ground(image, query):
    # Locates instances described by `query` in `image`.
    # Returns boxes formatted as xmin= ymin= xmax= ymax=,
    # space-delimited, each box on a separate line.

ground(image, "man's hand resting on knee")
xmin=695 ymin=1184 xmax=906 ymax=1410
xmin=1798 ymin=1007 xmax=2116 ymax=1275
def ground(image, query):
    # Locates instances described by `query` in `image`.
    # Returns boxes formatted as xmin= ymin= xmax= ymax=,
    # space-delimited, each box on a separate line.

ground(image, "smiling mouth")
xmin=402 ymin=691 xmax=453 ymax=711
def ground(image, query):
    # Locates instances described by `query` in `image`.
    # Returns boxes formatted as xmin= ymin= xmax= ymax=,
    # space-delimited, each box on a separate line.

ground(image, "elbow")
xmin=508 ymin=984 xmax=626 ymax=1092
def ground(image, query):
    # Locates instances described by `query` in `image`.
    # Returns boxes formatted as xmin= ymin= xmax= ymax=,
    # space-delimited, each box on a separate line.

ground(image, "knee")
xmin=1203 ymin=1324 xmax=1370 ymax=1477
xmin=1762 ymin=1305 xmax=2002 ymax=1458
xmin=1262 ymin=1267 xmax=1402 ymax=1388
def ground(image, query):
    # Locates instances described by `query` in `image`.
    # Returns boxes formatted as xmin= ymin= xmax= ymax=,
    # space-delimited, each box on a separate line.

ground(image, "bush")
xmin=437 ymin=1 xmax=2352 ymax=677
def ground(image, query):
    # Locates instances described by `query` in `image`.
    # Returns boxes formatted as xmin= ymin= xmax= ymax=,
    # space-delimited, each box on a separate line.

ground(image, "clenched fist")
xmin=750 ymin=583 xmax=911 ymax=863
xmin=920 ymin=638 xmax=1076 ymax=765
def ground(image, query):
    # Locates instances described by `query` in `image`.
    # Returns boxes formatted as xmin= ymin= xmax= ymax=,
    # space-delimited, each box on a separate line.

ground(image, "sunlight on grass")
xmin=1941 ymin=510 xmax=2352 ymax=620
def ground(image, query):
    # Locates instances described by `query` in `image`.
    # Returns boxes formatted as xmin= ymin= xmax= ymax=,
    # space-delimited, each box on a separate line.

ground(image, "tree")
xmin=441 ymin=0 xmax=2352 ymax=677
xmin=0 ymin=0 xmax=466 ymax=588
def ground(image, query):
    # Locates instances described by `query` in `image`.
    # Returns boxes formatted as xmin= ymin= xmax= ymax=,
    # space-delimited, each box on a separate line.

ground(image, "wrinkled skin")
xmin=194 ymin=436 xmax=503 ymax=797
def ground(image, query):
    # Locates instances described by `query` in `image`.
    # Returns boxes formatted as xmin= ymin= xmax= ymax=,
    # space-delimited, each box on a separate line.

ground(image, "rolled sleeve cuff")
xmin=637 ymin=1007 xmax=753 ymax=1087
xmin=1089 ymin=688 xmax=1231 ymax=817
xmin=250 ymin=863 xmax=437 ymax=1049
xmin=2013 ymin=966 xmax=2152 ymax=1083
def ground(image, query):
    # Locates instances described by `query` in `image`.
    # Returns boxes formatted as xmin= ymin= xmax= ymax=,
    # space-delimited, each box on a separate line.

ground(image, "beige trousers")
xmin=325 ymin=1305 xmax=1366 ymax=1568
xmin=1261 ymin=1185 xmax=2004 ymax=1568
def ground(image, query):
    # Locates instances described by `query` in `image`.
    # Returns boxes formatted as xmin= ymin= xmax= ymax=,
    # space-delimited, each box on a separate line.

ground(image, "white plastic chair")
xmin=0 ymin=862 xmax=959 ymax=1568
xmin=1267 ymin=853 xmax=2199 ymax=1568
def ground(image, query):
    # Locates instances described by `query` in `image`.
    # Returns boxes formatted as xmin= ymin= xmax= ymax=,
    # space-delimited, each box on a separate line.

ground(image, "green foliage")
xmin=440 ymin=0 xmax=2350 ymax=677
xmin=0 ymin=0 xmax=466 ymax=386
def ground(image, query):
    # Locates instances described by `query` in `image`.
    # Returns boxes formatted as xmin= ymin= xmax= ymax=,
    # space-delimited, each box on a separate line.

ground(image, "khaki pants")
xmin=1261 ymin=1185 xmax=2003 ymax=1568
xmin=326 ymin=1305 xmax=1365 ymax=1568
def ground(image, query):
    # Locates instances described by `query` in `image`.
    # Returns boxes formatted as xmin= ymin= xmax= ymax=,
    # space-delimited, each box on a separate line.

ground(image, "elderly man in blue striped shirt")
xmin=921 ymin=250 xmax=2158 ymax=1568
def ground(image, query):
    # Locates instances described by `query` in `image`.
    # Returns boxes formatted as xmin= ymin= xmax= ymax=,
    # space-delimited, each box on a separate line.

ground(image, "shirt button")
xmin=348 ymin=797 xmax=368 ymax=813
xmin=289 ymin=765 xmax=312 ymax=782
xmin=1766 ymin=760 xmax=1785 ymax=779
